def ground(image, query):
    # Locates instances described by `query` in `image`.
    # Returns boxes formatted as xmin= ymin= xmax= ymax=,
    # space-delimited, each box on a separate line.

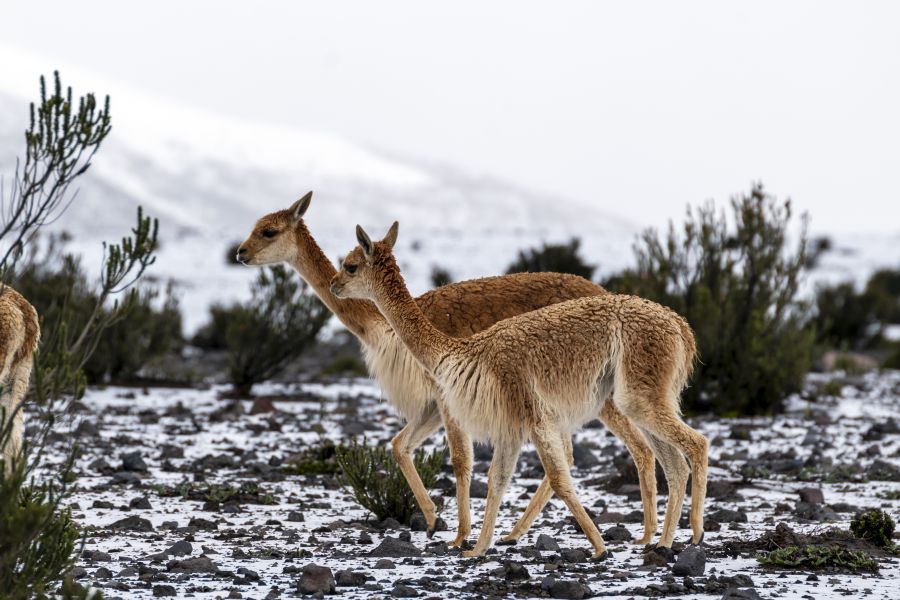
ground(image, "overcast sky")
xmin=4 ymin=0 xmax=898 ymax=233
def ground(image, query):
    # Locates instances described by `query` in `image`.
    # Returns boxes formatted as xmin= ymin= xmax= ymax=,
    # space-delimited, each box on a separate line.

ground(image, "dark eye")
xmin=261 ymin=229 xmax=278 ymax=238
xmin=345 ymin=264 xmax=358 ymax=274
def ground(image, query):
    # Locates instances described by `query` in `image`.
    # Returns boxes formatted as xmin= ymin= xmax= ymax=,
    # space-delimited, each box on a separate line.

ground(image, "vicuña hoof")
xmin=496 ymin=535 xmax=519 ymax=546
xmin=461 ymin=549 xmax=483 ymax=558
xmin=692 ymin=531 xmax=705 ymax=545
xmin=632 ymin=535 xmax=654 ymax=546
xmin=592 ymin=550 xmax=611 ymax=561
xmin=448 ymin=534 xmax=468 ymax=548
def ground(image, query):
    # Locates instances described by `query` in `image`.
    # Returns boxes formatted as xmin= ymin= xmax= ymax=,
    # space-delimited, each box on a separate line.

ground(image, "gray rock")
xmin=121 ymin=451 xmax=148 ymax=472
xmin=391 ymin=583 xmax=420 ymax=597
xmin=287 ymin=510 xmax=305 ymax=522
xmin=572 ymin=443 xmax=599 ymax=469
xmin=335 ymin=569 xmax=369 ymax=587
xmin=721 ymin=588 xmax=763 ymax=600
xmin=672 ymin=546 xmax=706 ymax=576
xmin=797 ymin=487 xmax=825 ymax=504
xmin=559 ymin=548 xmax=589 ymax=563
xmin=708 ymin=508 xmax=748 ymax=523
xmin=603 ymin=525 xmax=633 ymax=542
xmin=374 ymin=558 xmax=396 ymax=569
xmin=503 ymin=561 xmax=530 ymax=580
xmin=166 ymin=540 xmax=192 ymax=556
xmin=409 ymin=512 xmax=427 ymax=531
xmin=469 ymin=479 xmax=488 ymax=498
xmin=94 ymin=566 xmax=112 ymax=579
xmin=541 ymin=575 xmax=592 ymax=599
xmin=129 ymin=496 xmax=152 ymax=510
xmin=298 ymin=563 xmax=335 ymax=595
xmin=108 ymin=515 xmax=154 ymax=532
xmin=153 ymin=585 xmax=177 ymax=597
xmin=370 ymin=536 xmax=421 ymax=557
xmin=167 ymin=556 xmax=219 ymax=574
xmin=535 ymin=533 xmax=560 ymax=552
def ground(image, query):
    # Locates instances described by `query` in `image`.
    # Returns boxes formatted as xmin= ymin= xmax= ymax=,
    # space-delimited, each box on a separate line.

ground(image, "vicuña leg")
xmin=532 ymin=424 xmax=607 ymax=558
xmin=391 ymin=402 xmax=443 ymax=532
xmin=462 ymin=437 xmax=522 ymax=558
xmin=633 ymin=407 xmax=708 ymax=547
xmin=598 ymin=400 xmax=658 ymax=545
xmin=641 ymin=432 xmax=688 ymax=548
xmin=499 ymin=431 xmax=573 ymax=543
xmin=438 ymin=402 xmax=473 ymax=546
xmin=0 ymin=357 xmax=30 ymax=474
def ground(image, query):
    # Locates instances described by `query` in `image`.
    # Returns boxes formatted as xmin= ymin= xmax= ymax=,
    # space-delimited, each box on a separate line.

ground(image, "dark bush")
xmin=199 ymin=265 xmax=329 ymax=395
xmin=506 ymin=238 xmax=596 ymax=280
xmin=336 ymin=439 xmax=445 ymax=524
xmin=813 ymin=268 xmax=900 ymax=351
xmin=430 ymin=265 xmax=453 ymax=288
xmin=605 ymin=183 xmax=814 ymax=415
xmin=225 ymin=241 xmax=243 ymax=267
xmin=850 ymin=509 xmax=895 ymax=549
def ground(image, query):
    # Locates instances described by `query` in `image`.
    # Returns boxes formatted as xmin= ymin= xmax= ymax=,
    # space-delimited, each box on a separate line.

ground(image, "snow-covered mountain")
xmin=0 ymin=47 xmax=639 ymax=331
xmin=2 ymin=45 xmax=898 ymax=334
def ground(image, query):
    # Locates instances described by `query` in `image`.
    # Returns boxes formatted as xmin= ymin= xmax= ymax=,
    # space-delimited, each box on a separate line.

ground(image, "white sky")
xmin=3 ymin=0 xmax=899 ymax=234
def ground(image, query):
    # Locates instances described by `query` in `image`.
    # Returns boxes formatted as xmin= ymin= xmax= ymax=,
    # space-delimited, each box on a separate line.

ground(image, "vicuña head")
xmin=236 ymin=191 xmax=312 ymax=266
xmin=329 ymin=222 xmax=399 ymax=301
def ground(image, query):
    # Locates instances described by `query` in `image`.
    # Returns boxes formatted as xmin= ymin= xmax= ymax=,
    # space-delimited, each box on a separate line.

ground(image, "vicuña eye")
xmin=262 ymin=229 xmax=278 ymax=238
xmin=345 ymin=264 xmax=358 ymax=274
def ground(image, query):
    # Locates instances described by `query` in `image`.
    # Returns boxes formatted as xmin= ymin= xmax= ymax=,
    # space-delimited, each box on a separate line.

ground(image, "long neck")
xmin=370 ymin=255 xmax=459 ymax=373
xmin=287 ymin=225 xmax=382 ymax=342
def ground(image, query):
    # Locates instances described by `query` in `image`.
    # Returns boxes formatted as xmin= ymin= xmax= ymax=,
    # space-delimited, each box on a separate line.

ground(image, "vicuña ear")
xmin=382 ymin=221 xmax=399 ymax=250
xmin=356 ymin=225 xmax=374 ymax=258
xmin=290 ymin=191 xmax=313 ymax=224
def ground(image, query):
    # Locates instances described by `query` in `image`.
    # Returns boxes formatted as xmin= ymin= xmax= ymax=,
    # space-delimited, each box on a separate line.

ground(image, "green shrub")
xmin=430 ymin=265 xmax=453 ymax=288
xmin=606 ymin=183 xmax=814 ymax=415
xmin=506 ymin=238 xmax=596 ymax=280
xmin=322 ymin=355 xmax=368 ymax=377
xmin=198 ymin=265 xmax=329 ymax=395
xmin=813 ymin=282 xmax=880 ymax=350
xmin=336 ymin=439 xmax=445 ymax=523
xmin=285 ymin=440 xmax=341 ymax=476
xmin=850 ymin=509 xmax=895 ymax=549
xmin=757 ymin=544 xmax=879 ymax=573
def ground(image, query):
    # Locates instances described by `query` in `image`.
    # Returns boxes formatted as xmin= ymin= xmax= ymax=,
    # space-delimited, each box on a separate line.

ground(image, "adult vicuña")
xmin=331 ymin=222 xmax=708 ymax=557
xmin=0 ymin=285 xmax=40 ymax=473
xmin=236 ymin=193 xmax=660 ymax=546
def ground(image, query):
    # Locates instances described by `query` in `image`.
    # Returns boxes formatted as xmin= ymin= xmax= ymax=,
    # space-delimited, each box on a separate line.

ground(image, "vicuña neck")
xmin=287 ymin=225 xmax=382 ymax=342
xmin=369 ymin=254 xmax=459 ymax=372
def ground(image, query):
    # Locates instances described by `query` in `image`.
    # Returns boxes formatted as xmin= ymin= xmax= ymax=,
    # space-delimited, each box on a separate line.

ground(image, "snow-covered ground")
xmin=38 ymin=370 xmax=900 ymax=599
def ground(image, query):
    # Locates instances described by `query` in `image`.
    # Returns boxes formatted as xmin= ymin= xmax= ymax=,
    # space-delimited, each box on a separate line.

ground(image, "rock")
xmin=250 ymin=397 xmax=275 ymax=414
xmin=794 ymin=502 xmax=839 ymax=522
xmin=153 ymin=585 xmax=177 ymax=597
xmin=111 ymin=471 xmax=142 ymax=485
xmin=559 ymin=548 xmax=589 ymax=563
xmin=166 ymin=540 xmax=192 ymax=556
xmin=358 ymin=532 xmax=373 ymax=544
xmin=380 ymin=517 xmax=402 ymax=530
xmin=603 ymin=525 xmax=633 ymax=542
xmin=108 ymin=515 xmax=154 ymax=532
xmin=708 ymin=508 xmax=748 ymax=523
xmin=868 ymin=459 xmax=900 ymax=481
xmin=74 ymin=420 xmax=99 ymax=437
xmin=409 ymin=512 xmax=427 ymax=531
xmin=188 ymin=517 xmax=218 ymax=531
xmin=672 ymin=546 xmax=706 ymax=576
xmin=94 ymin=566 xmax=112 ymax=579
xmin=535 ymin=533 xmax=560 ymax=552
xmin=129 ymin=496 xmax=152 ymax=510
xmin=391 ymin=583 xmax=420 ymax=597
xmin=643 ymin=549 xmax=668 ymax=568
xmin=298 ymin=563 xmax=335 ymax=595
xmin=121 ymin=451 xmax=148 ymax=472
xmin=83 ymin=549 xmax=112 ymax=562
xmin=469 ymin=479 xmax=488 ymax=498
xmin=541 ymin=575 xmax=592 ymax=599
xmin=167 ymin=556 xmax=219 ymax=574
xmin=503 ymin=561 xmax=530 ymax=580
xmin=721 ymin=589 xmax=763 ymax=600
xmin=572 ymin=443 xmax=599 ymax=469
xmin=370 ymin=536 xmax=421 ymax=557
xmin=374 ymin=559 xmax=396 ymax=569
xmin=335 ymin=569 xmax=369 ymax=587
xmin=88 ymin=457 xmax=113 ymax=474
xmin=798 ymin=487 xmax=825 ymax=504
xmin=287 ymin=510 xmax=305 ymax=522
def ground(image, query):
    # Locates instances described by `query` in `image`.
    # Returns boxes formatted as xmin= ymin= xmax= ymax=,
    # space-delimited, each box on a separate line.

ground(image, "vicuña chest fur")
xmin=360 ymin=322 xmax=439 ymax=421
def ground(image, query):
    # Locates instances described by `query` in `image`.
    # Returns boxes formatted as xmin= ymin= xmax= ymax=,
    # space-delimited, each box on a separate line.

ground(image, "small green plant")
xmin=606 ymin=183 xmax=814 ymax=415
xmin=196 ymin=265 xmax=329 ymax=396
xmin=284 ymin=441 xmax=341 ymax=476
xmin=506 ymin=237 xmax=596 ymax=280
xmin=850 ymin=509 xmax=896 ymax=549
xmin=757 ymin=544 xmax=879 ymax=572
xmin=336 ymin=439 xmax=445 ymax=523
